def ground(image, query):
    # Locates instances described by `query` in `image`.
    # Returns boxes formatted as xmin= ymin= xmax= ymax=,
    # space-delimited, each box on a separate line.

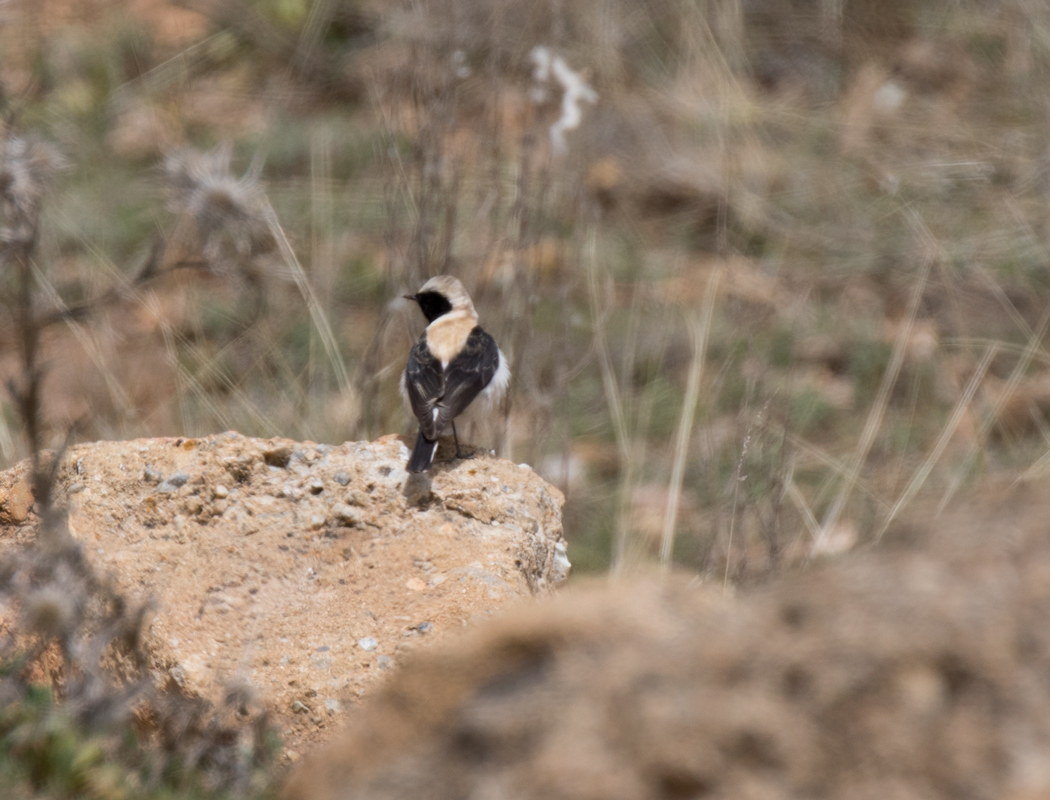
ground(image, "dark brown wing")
xmin=404 ymin=336 xmax=445 ymax=440
xmin=435 ymin=327 xmax=499 ymax=429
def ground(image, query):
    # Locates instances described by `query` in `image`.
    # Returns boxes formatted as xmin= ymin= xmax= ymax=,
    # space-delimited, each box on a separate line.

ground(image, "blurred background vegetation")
xmin=6 ymin=0 xmax=1050 ymax=793
xmin=7 ymin=0 xmax=1050 ymax=575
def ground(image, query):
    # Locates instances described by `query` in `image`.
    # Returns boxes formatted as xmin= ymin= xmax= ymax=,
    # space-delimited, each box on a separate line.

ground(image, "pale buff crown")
xmin=419 ymin=275 xmax=478 ymax=319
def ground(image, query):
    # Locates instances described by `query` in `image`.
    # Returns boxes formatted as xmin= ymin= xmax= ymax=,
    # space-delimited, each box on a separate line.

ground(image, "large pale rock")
xmin=0 ymin=432 xmax=568 ymax=754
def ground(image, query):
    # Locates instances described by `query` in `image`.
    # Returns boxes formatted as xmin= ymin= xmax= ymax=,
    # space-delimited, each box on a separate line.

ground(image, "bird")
xmin=400 ymin=275 xmax=510 ymax=473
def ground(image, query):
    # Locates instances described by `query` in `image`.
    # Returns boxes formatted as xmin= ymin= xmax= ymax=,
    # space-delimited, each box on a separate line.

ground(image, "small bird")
xmin=400 ymin=275 xmax=510 ymax=473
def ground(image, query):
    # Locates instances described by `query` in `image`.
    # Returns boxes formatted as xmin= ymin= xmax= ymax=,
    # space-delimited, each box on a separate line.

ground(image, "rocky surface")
xmin=0 ymin=432 xmax=568 ymax=756
xmin=286 ymin=482 xmax=1050 ymax=800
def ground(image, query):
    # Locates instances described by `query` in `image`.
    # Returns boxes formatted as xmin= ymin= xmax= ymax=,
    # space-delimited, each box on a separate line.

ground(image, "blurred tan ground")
xmin=288 ymin=481 xmax=1050 ymax=800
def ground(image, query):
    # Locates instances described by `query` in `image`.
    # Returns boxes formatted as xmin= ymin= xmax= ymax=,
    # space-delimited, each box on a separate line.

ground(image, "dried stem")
xmin=660 ymin=269 xmax=720 ymax=571
xmin=820 ymin=254 xmax=932 ymax=540
xmin=876 ymin=344 xmax=998 ymax=540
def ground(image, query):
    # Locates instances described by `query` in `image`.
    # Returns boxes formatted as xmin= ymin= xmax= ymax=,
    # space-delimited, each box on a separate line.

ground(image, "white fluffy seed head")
xmin=163 ymin=146 xmax=274 ymax=280
xmin=0 ymin=130 xmax=64 ymax=250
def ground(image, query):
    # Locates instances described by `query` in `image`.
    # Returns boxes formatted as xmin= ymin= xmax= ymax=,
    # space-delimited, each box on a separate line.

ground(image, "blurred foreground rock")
xmin=287 ymin=485 xmax=1050 ymax=800
xmin=0 ymin=432 xmax=568 ymax=754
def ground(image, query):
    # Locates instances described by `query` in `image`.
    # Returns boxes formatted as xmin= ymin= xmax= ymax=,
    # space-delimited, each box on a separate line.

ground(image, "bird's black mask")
xmin=409 ymin=291 xmax=453 ymax=323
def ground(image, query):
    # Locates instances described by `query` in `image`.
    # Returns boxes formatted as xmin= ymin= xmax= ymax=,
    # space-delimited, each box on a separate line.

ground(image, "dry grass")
xmin=4 ymin=0 xmax=1050 ymax=584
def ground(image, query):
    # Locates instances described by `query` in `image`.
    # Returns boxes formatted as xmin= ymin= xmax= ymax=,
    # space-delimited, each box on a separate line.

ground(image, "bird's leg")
xmin=452 ymin=421 xmax=475 ymax=460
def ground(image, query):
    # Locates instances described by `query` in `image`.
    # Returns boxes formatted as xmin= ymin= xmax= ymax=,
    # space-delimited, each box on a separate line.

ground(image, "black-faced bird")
xmin=400 ymin=275 xmax=510 ymax=473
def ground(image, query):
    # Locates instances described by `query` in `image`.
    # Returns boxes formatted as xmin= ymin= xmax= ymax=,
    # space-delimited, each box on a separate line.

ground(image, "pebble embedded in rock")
xmin=280 ymin=484 xmax=304 ymax=501
xmin=357 ymin=637 xmax=378 ymax=651
xmin=0 ymin=480 xmax=33 ymax=524
xmin=214 ymin=484 xmax=229 ymax=499
xmin=333 ymin=503 xmax=362 ymax=526
xmin=333 ymin=471 xmax=351 ymax=486
xmin=307 ymin=477 xmax=324 ymax=494
xmin=263 ymin=444 xmax=294 ymax=468
xmin=158 ymin=471 xmax=190 ymax=493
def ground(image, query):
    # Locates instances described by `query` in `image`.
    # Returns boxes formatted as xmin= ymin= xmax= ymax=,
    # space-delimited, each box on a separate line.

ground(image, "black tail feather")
xmin=407 ymin=430 xmax=439 ymax=473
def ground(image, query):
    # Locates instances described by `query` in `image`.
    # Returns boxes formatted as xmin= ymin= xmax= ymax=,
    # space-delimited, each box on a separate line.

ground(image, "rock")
xmin=0 ymin=478 xmax=33 ymax=524
xmin=357 ymin=637 xmax=378 ymax=652
xmin=285 ymin=483 xmax=1050 ymax=800
xmin=0 ymin=432 xmax=567 ymax=754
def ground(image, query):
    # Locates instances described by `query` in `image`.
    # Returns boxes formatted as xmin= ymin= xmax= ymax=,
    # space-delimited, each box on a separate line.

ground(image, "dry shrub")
xmin=0 ymin=122 xmax=275 ymax=797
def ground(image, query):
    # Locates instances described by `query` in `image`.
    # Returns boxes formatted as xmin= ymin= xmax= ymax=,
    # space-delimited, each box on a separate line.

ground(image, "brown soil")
xmin=287 ymin=482 xmax=1050 ymax=800
xmin=0 ymin=432 xmax=568 ymax=759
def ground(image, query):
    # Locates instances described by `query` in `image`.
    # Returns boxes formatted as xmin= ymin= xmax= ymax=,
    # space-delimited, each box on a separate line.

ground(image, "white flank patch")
xmin=398 ymin=369 xmax=410 ymax=412
xmin=477 ymin=349 xmax=511 ymax=413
